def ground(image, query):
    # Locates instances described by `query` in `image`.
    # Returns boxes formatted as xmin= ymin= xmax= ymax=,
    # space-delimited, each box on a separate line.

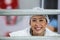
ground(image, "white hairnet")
xmin=28 ymin=15 xmax=50 ymax=24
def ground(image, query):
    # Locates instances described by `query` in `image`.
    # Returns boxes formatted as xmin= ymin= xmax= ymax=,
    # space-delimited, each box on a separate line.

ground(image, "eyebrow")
xmin=32 ymin=18 xmax=37 ymax=19
xmin=32 ymin=18 xmax=46 ymax=19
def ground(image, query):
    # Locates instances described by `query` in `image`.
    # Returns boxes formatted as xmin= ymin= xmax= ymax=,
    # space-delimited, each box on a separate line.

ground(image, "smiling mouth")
xmin=34 ymin=27 xmax=42 ymax=31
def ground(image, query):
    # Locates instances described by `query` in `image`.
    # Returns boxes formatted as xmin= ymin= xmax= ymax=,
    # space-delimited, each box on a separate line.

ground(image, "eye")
xmin=39 ymin=20 xmax=44 ymax=22
xmin=32 ymin=20 xmax=36 ymax=22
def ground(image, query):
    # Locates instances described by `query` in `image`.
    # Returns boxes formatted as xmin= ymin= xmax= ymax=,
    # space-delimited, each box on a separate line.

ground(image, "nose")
xmin=35 ymin=22 xmax=40 ymax=27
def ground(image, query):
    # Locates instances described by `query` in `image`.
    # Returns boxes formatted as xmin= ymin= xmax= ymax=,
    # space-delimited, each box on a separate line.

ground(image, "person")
xmin=9 ymin=15 xmax=58 ymax=36
xmin=47 ymin=15 xmax=58 ymax=32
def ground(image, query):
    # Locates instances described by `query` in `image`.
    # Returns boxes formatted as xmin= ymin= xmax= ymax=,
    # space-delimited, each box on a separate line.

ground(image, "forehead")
xmin=31 ymin=15 xmax=46 ymax=19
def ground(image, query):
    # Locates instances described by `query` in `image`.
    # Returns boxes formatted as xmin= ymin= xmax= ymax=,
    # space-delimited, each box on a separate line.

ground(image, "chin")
xmin=35 ymin=31 xmax=42 ymax=34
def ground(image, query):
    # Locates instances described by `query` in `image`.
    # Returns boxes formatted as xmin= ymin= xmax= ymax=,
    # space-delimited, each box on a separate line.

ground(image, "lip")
xmin=34 ymin=27 xmax=42 ymax=31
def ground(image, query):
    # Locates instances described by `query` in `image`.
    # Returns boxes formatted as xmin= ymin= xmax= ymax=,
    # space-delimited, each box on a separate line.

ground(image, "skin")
xmin=30 ymin=15 xmax=48 ymax=36
xmin=47 ymin=25 xmax=57 ymax=32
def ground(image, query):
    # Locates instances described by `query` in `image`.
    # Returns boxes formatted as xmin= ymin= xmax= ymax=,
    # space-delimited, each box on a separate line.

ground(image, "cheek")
xmin=30 ymin=22 xmax=35 ymax=26
xmin=42 ymin=23 xmax=47 ymax=28
xmin=30 ymin=22 xmax=36 ymax=29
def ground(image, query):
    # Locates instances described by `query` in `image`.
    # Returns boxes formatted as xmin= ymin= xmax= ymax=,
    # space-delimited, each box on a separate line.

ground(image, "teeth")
xmin=35 ymin=27 xmax=41 ymax=31
xmin=36 ymin=28 xmax=40 ymax=29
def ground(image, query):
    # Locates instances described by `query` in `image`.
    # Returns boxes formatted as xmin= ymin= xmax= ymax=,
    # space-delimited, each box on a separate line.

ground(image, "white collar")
xmin=26 ymin=27 xmax=57 ymax=36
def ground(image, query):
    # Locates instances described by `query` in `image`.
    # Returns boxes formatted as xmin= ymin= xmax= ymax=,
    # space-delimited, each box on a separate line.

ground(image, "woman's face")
xmin=30 ymin=15 xmax=47 ymax=34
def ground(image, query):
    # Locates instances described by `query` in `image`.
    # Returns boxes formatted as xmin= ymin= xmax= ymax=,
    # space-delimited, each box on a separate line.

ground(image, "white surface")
xmin=0 ymin=16 xmax=30 ymax=36
xmin=19 ymin=0 xmax=40 ymax=9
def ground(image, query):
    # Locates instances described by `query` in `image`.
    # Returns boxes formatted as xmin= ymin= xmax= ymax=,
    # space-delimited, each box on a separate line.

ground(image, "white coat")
xmin=9 ymin=27 xmax=58 ymax=36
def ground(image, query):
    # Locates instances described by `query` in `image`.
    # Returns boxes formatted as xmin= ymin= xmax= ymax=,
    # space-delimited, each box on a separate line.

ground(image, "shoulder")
xmin=9 ymin=28 xmax=30 ymax=36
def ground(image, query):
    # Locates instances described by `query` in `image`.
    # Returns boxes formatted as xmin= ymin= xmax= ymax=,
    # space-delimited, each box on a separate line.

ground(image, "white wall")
xmin=18 ymin=0 xmax=40 ymax=9
xmin=0 ymin=16 xmax=30 ymax=36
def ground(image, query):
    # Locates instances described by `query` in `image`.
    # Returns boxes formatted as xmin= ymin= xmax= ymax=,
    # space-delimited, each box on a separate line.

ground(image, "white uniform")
xmin=9 ymin=27 xmax=58 ymax=36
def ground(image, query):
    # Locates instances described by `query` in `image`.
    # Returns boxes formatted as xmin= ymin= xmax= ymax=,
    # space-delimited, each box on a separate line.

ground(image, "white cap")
xmin=28 ymin=15 xmax=50 ymax=24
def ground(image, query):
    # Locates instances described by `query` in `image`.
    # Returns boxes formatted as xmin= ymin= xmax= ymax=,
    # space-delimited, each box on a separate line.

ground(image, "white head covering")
xmin=28 ymin=15 xmax=50 ymax=24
